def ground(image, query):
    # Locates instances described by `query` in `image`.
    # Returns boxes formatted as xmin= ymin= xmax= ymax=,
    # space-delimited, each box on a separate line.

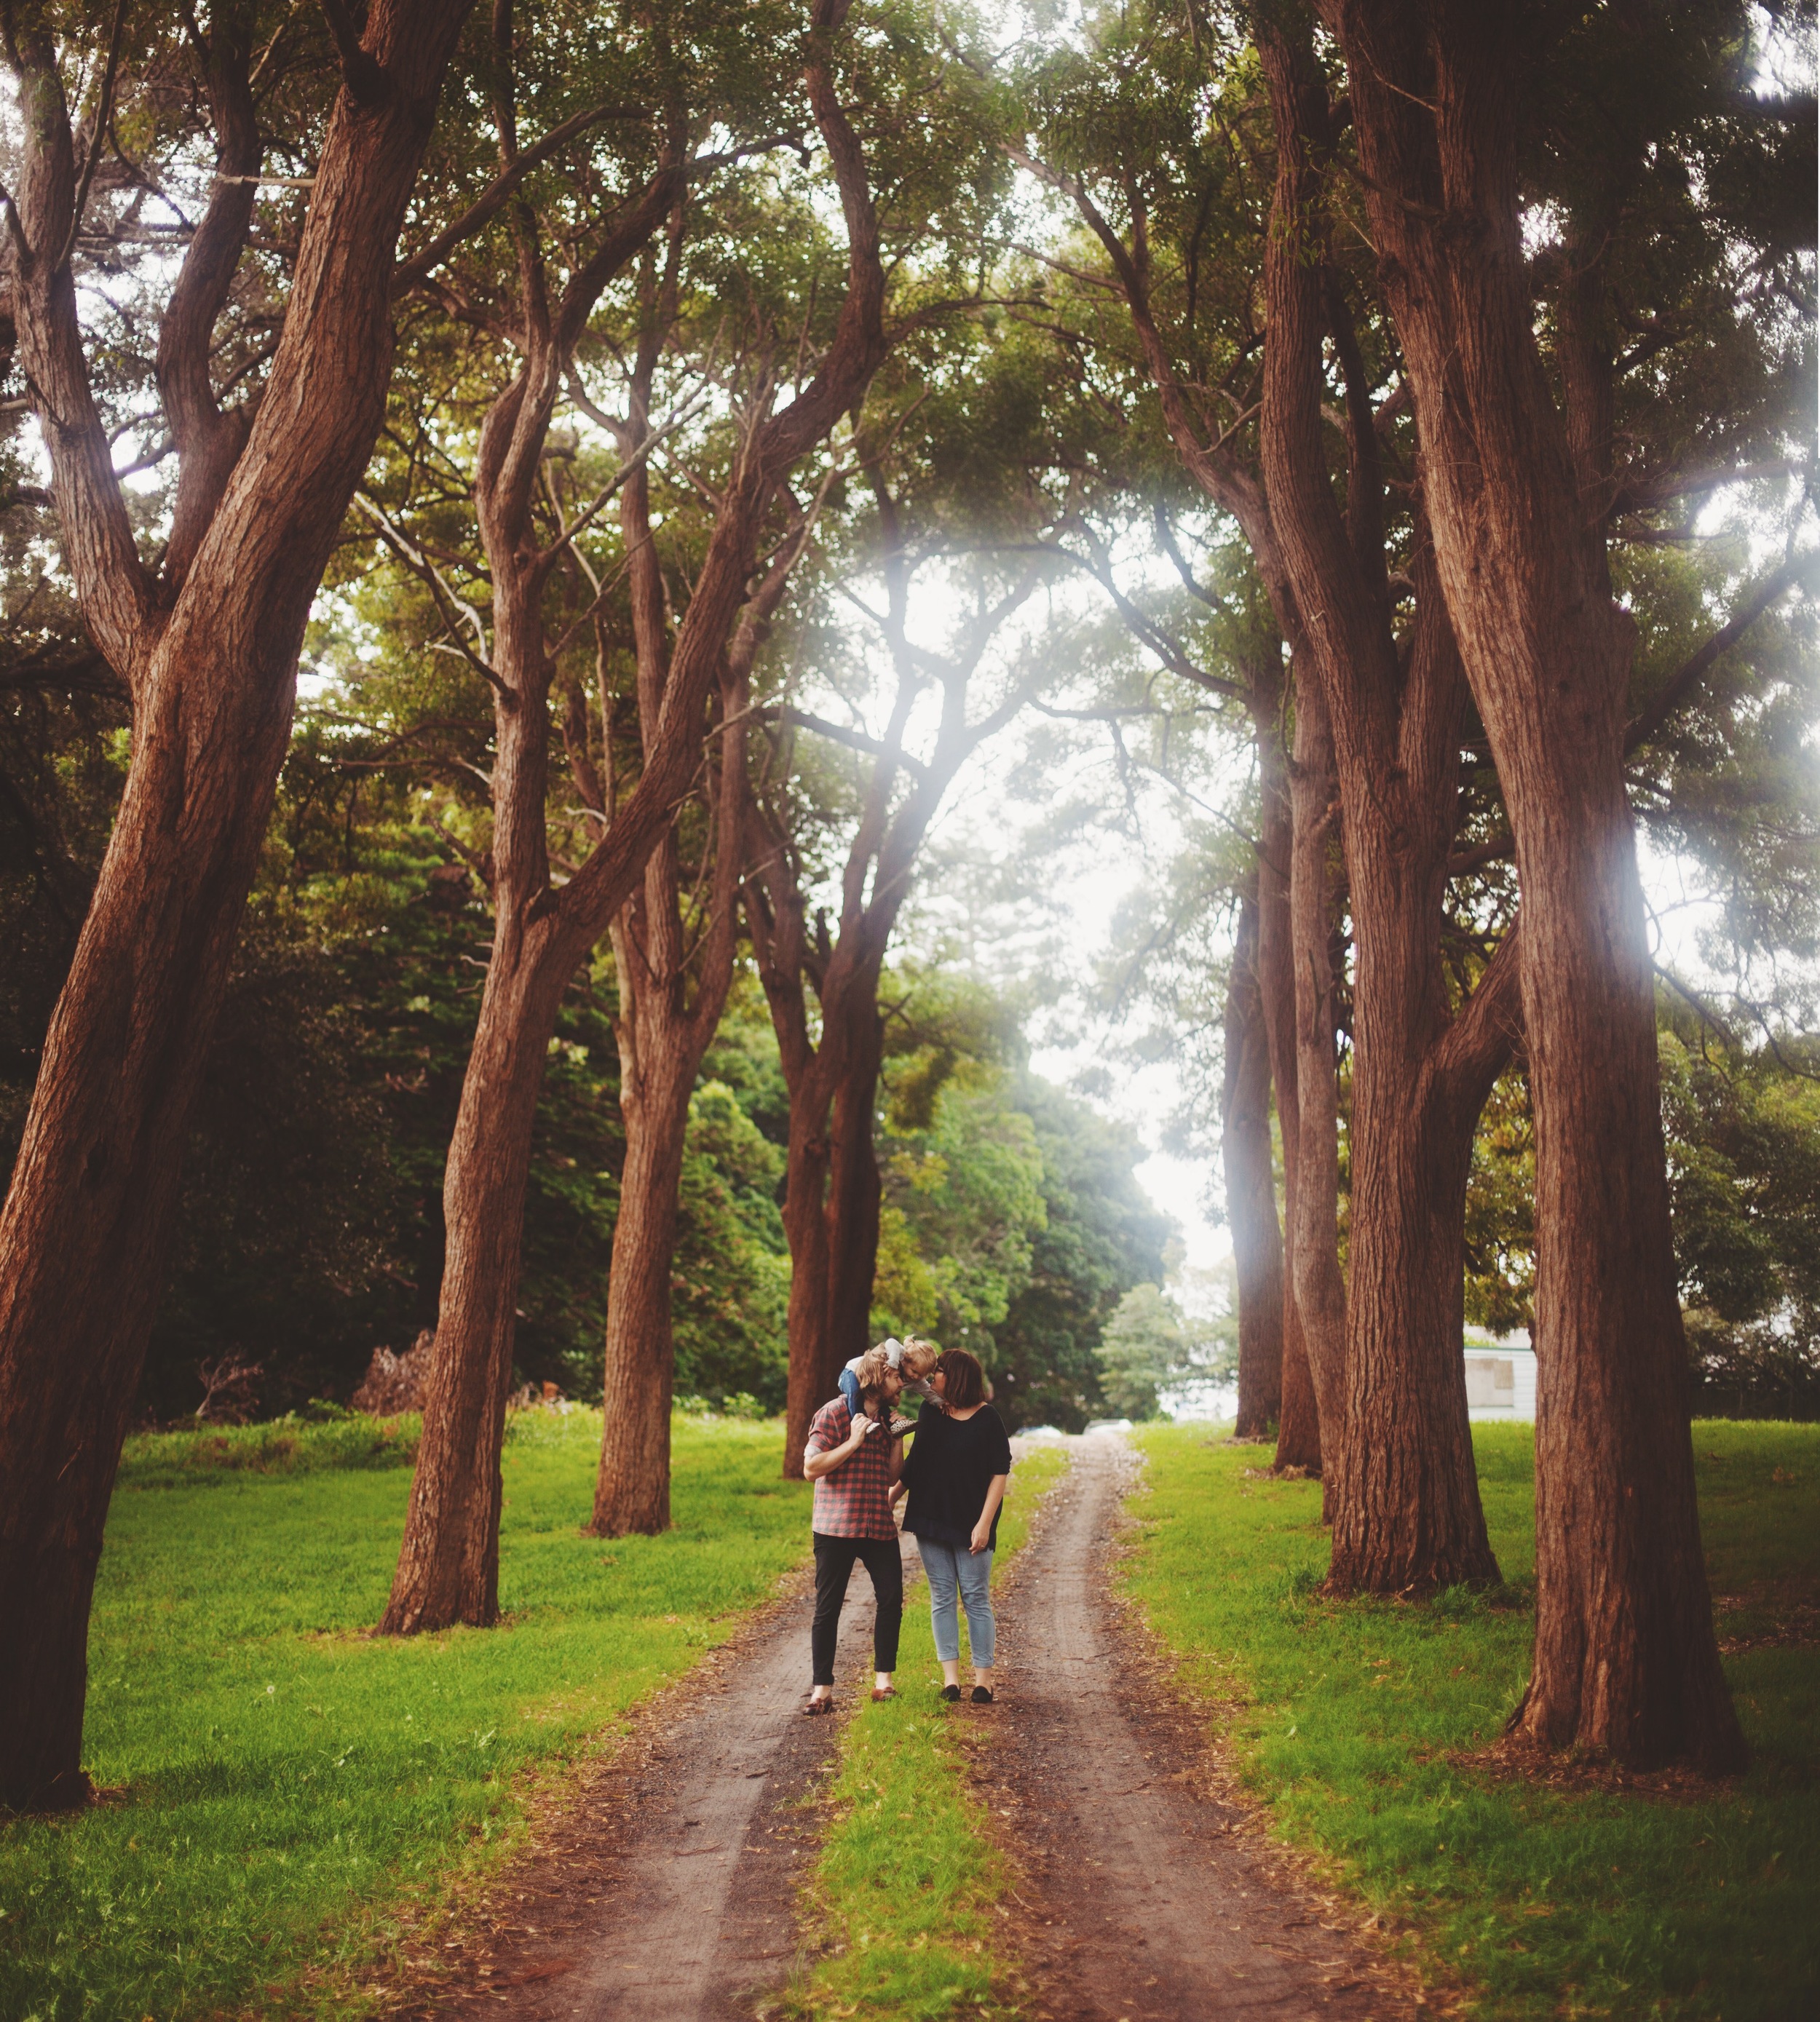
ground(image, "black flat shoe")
xmin=940 ymin=1684 xmax=961 ymax=1702
xmin=970 ymin=1686 xmax=994 ymax=1705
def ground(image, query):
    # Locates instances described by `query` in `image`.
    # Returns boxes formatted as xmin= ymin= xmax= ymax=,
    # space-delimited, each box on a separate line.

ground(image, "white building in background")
xmin=1463 ymin=1336 xmax=1536 ymax=1422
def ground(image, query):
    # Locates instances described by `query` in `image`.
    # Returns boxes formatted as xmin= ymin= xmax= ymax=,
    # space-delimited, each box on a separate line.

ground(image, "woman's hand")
xmin=970 ymin=1472 xmax=1009 ymax=1554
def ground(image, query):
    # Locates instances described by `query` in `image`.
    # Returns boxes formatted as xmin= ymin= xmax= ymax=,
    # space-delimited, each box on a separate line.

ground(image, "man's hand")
xmin=805 ymin=1408 xmax=884 ymax=1478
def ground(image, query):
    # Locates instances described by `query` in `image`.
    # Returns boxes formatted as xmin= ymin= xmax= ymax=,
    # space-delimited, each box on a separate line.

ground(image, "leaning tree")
xmin=0 ymin=0 xmax=482 ymax=1813
xmin=587 ymin=189 xmax=831 ymax=1537
xmin=376 ymin=0 xmax=898 ymax=1633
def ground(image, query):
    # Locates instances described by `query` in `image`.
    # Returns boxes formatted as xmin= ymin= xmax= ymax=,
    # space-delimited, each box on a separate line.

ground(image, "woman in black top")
xmin=900 ymin=1347 xmax=1013 ymax=1704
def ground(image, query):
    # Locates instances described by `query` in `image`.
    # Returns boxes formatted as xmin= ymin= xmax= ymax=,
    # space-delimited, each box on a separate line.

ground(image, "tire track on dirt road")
xmin=409 ymin=1435 xmax=1422 ymax=2021
xmin=405 ymin=1538 xmax=914 ymax=2022
xmin=972 ymin=1433 xmax=1418 ymax=2021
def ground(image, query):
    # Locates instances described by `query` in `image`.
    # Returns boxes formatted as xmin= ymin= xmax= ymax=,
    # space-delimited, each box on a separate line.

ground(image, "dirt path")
xmin=404 ymin=1539 xmax=913 ymax=2021
xmin=971 ymin=1434 xmax=1415 ymax=2021
xmin=408 ymin=1438 xmax=1420 ymax=2020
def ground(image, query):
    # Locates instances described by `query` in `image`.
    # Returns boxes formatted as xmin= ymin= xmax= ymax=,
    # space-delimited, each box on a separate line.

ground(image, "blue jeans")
xmin=837 ymin=1368 xmax=863 ymax=1418
xmin=915 ymin=1537 xmax=996 ymax=1668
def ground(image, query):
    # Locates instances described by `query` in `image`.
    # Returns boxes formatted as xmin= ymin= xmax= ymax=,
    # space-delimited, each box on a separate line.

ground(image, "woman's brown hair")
xmin=935 ymin=1347 xmax=985 ymax=1411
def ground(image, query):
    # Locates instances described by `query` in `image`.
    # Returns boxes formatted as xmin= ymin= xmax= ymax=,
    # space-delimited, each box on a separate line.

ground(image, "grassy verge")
xmin=778 ymin=1440 xmax=1072 ymax=2021
xmin=1 ymin=1410 xmax=810 ymax=2022
xmin=111 ymin=1411 xmax=427 ymax=1486
xmin=1125 ymin=1419 xmax=1819 ymax=2021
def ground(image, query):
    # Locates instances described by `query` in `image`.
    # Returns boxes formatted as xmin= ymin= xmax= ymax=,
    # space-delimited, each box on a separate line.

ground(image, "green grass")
xmin=779 ymin=1443 xmax=1072 ymax=2021
xmin=1125 ymin=1420 xmax=1820 ymax=2021
xmin=1 ymin=1410 xmax=812 ymax=2022
xmin=113 ymin=1411 xmax=428 ymax=1487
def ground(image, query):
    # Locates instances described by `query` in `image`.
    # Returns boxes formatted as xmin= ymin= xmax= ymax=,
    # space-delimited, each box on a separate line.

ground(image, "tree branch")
xmin=1623 ymin=554 xmax=1814 ymax=756
xmin=319 ymin=0 xmax=388 ymax=105
xmin=1430 ymin=922 xmax=1525 ymax=1126
xmin=535 ymin=392 xmax=705 ymax=577
xmin=56 ymin=0 xmax=129 ymax=274
xmin=391 ymin=99 xmax=650 ymax=295
xmin=753 ymin=705 xmax=933 ymax=775
xmin=1448 ymin=831 xmax=1514 ymax=878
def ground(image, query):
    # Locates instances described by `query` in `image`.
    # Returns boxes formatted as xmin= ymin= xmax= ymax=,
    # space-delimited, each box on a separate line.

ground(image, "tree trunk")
xmin=1256 ymin=20 xmax=1508 ymax=1587
xmin=588 ymin=321 xmax=753 ymax=1534
xmin=826 ymin=968 xmax=887 ymax=1372
xmin=780 ymin=1073 xmax=839 ymax=1477
xmin=1512 ymin=794 xmax=1742 ymax=1761
xmin=1286 ymin=678 xmax=1348 ymax=1478
xmin=1223 ymin=891 xmax=1285 ymax=1438
xmin=775 ymin=956 xmax=887 ymax=1475
xmin=1064 ymin=147 xmax=1332 ymax=1475
xmin=1254 ymin=703 xmax=1323 ymax=1472
xmin=1325 ymin=0 xmax=1746 ymax=1769
xmin=590 ymin=779 xmax=748 ymax=1535
xmin=751 ymin=509 xmax=1032 ymax=1477
xmin=591 ymin=1029 xmax=692 ymax=1536
xmin=1326 ymin=929 xmax=1519 ymax=1593
xmin=0 ymin=2 xmax=475 ymax=1809
xmin=379 ymin=913 xmax=570 ymax=1633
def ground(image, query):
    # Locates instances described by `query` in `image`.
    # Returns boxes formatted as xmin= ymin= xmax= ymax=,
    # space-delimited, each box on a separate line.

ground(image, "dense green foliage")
xmin=1663 ymin=1022 xmax=1820 ymax=1417
xmin=1093 ymin=1280 xmax=1236 ymax=1421
xmin=1127 ymin=1422 xmax=1820 ymax=2021
xmin=872 ymin=1060 xmax=1173 ymax=1429
xmin=2 ymin=686 xmax=1161 ymax=1422
xmin=0 ymin=1413 xmax=812 ymax=2022
xmin=989 ymin=1077 xmax=1176 ymax=1429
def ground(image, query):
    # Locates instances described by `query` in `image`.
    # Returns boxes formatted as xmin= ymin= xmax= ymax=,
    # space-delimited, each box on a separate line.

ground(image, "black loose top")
xmin=901 ymin=1403 xmax=1014 ymax=1550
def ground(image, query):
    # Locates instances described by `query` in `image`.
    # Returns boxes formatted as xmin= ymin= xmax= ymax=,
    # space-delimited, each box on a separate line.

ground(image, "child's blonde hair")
xmin=852 ymin=1344 xmax=898 ymax=1396
xmin=900 ymin=1338 xmax=941 ymax=1381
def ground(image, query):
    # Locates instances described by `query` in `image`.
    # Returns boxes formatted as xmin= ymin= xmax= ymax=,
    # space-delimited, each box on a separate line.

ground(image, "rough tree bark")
xmin=383 ymin=0 xmax=890 ymax=1630
xmin=1258 ymin=20 xmax=1517 ymax=1589
xmin=0 ymin=1 xmax=477 ymax=1812
xmin=1251 ymin=681 xmax=1323 ymax=1469
xmin=1223 ymin=889 xmax=1285 ymax=1438
xmin=1285 ymin=676 xmax=1349 ymax=1491
xmin=1321 ymin=0 xmax=1745 ymax=1763
xmin=826 ymin=978 xmax=889 ymax=1370
xmin=591 ymin=791 xmax=744 ymax=1537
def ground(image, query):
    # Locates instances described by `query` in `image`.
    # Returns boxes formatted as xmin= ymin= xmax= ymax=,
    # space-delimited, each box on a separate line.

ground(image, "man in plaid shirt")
xmin=802 ymin=1349 xmax=906 ymax=1711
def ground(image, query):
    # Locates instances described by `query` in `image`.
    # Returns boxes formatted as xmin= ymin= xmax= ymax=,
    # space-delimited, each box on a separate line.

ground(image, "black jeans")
xmin=811 ymin=1532 xmax=903 ymax=1685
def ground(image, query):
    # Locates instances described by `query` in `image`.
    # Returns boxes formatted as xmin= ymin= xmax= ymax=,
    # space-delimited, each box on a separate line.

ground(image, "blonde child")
xmin=839 ymin=1336 xmax=938 ymax=1432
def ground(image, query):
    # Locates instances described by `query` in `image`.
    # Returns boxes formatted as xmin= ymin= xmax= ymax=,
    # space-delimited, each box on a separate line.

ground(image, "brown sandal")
xmin=871 ymin=1686 xmax=898 ymax=1702
xmin=803 ymin=1695 xmax=835 ymax=1716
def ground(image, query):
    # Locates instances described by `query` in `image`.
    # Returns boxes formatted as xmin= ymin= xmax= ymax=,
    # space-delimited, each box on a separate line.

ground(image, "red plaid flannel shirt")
xmin=806 ymin=1396 xmax=898 ymax=1540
